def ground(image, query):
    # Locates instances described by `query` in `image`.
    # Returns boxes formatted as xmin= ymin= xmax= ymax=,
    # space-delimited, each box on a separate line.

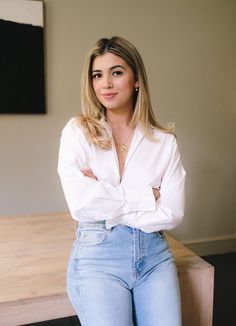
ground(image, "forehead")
xmin=92 ymin=52 xmax=129 ymax=70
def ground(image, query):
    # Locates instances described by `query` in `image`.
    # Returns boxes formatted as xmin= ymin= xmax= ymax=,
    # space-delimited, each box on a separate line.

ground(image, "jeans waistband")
xmin=75 ymin=221 xmax=164 ymax=237
xmin=75 ymin=220 xmax=107 ymax=229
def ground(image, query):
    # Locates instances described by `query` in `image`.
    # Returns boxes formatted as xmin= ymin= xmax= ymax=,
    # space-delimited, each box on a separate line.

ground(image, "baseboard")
xmin=182 ymin=234 xmax=236 ymax=256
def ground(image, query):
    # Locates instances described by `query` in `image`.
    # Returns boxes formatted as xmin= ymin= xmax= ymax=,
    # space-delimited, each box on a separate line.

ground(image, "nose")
xmin=102 ymin=74 xmax=113 ymax=89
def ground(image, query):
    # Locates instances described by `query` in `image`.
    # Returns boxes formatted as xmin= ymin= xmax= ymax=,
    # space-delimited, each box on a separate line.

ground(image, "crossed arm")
xmin=58 ymin=119 xmax=186 ymax=231
xmin=81 ymin=168 xmax=161 ymax=201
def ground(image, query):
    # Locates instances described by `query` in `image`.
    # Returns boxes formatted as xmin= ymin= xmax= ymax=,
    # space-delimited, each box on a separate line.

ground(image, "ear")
xmin=134 ymin=80 xmax=140 ymax=88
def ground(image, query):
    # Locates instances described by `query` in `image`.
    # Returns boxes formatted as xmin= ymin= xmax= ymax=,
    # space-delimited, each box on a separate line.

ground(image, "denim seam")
xmin=132 ymin=229 xmax=136 ymax=286
xmin=75 ymin=269 xmax=89 ymax=326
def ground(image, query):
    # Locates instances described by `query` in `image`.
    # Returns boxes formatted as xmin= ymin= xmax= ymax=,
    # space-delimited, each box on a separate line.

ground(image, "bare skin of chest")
xmin=112 ymin=125 xmax=136 ymax=180
xmin=113 ymin=132 xmax=134 ymax=181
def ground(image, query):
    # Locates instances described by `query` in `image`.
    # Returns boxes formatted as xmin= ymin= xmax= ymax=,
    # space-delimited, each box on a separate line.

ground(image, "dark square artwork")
xmin=0 ymin=0 xmax=45 ymax=114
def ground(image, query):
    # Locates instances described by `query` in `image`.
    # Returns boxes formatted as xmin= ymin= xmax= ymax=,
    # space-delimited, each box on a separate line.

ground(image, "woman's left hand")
xmin=81 ymin=169 xmax=160 ymax=201
xmin=152 ymin=188 xmax=161 ymax=201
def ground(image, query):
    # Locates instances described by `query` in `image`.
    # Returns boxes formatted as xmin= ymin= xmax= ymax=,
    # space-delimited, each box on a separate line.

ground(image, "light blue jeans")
xmin=67 ymin=221 xmax=182 ymax=326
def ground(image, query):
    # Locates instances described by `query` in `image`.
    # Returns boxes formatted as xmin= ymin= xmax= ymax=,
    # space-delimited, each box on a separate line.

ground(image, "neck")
xmin=105 ymin=109 xmax=133 ymax=128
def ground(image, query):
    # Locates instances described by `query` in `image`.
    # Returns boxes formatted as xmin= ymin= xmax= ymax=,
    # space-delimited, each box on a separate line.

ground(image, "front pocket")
xmin=78 ymin=228 xmax=106 ymax=246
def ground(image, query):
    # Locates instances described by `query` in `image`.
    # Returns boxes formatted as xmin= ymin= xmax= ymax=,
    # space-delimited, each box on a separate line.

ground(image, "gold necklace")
xmin=112 ymin=127 xmax=134 ymax=152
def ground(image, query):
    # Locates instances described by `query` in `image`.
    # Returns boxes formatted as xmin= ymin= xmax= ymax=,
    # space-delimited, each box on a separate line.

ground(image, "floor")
xmin=203 ymin=252 xmax=235 ymax=326
xmin=24 ymin=252 xmax=235 ymax=326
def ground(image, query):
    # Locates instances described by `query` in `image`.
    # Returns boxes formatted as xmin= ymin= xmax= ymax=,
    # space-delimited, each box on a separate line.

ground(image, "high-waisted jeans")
xmin=67 ymin=221 xmax=182 ymax=326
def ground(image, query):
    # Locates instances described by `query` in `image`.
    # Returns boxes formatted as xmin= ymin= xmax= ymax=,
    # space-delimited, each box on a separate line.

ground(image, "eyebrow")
xmin=92 ymin=65 xmax=126 ymax=73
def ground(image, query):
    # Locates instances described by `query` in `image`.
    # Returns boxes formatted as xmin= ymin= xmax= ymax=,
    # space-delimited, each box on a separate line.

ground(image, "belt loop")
xmin=105 ymin=221 xmax=112 ymax=232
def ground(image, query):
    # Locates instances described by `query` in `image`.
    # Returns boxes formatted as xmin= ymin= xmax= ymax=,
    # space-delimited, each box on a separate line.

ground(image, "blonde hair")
xmin=76 ymin=36 xmax=174 ymax=149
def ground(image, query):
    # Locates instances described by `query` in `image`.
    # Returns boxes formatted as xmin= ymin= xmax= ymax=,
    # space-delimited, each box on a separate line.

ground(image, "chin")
xmin=102 ymin=103 xmax=119 ymax=110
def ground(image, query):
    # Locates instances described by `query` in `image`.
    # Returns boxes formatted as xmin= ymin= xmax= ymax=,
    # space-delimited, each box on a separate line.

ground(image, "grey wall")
xmin=0 ymin=0 xmax=235 ymax=244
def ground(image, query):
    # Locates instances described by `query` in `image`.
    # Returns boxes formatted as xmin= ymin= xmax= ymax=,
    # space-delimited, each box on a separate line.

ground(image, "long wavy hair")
xmin=76 ymin=36 xmax=173 ymax=149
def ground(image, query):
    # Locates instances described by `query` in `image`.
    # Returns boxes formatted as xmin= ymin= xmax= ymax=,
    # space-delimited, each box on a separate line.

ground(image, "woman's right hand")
xmin=152 ymin=188 xmax=161 ymax=201
xmin=81 ymin=168 xmax=97 ymax=180
xmin=81 ymin=168 xmax=160 ymax=201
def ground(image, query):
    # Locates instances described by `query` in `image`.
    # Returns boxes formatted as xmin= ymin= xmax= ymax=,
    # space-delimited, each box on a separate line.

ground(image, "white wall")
xmin=0 ymin=0 xmax=235 ymax=249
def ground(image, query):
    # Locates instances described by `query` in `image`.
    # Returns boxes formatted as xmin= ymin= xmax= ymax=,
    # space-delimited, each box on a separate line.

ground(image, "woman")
xmin=58 ymin=36 xmax=186 ymax=326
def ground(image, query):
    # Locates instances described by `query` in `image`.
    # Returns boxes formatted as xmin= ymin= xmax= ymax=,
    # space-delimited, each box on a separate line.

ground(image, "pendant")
xmin=120 ymin=144 xmax=128 ymax=152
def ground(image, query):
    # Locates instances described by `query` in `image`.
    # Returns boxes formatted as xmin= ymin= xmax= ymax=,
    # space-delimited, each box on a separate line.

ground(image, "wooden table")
xmin=0 ymin=213 xmax=214 ymax=326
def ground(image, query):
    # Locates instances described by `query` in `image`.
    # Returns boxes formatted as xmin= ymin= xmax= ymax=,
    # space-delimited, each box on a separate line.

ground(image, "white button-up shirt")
xmin=58 ymin=117 xmax=186 ymax=233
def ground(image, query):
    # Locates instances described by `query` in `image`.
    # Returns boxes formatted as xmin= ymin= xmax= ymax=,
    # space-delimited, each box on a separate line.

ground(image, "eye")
xmin=112 ymin=70 xmax=123 ymax=77
xmin=92 ymin=73 xmax=102 ymax=79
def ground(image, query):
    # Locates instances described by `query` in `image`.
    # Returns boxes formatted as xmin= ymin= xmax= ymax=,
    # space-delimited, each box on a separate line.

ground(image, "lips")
xmin=101 ymin=93 xmax=117 ymax=99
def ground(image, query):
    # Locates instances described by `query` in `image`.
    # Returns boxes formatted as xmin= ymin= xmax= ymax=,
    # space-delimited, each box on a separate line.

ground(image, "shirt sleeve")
xmin=135 ymin=135 xmax=186 ymax=232
xmin=57 ymin=119 xmax=155 ymax=221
